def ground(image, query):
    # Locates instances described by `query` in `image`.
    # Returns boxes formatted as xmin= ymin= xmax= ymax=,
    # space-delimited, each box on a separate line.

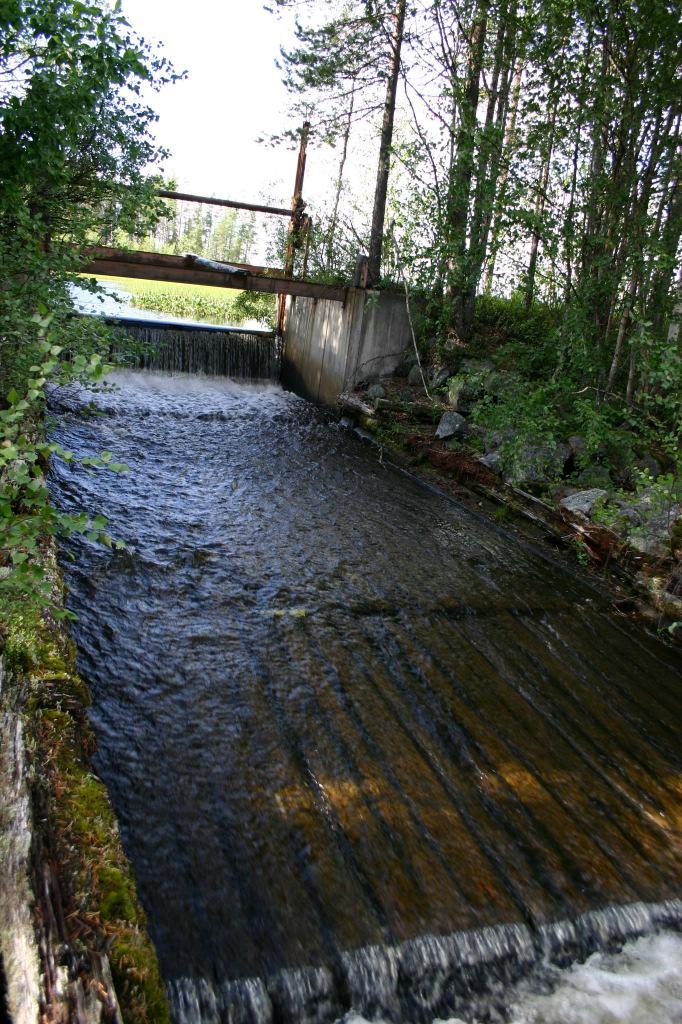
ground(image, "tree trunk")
xmin=445 ymin=0 xmax=489 ymax=336
xmin=524 ymin=103 xmax=556 ymax=310
xmin=606 ymin=269 xmax=639 ymax=393
xmin=485 ymin=60 xmax=522 ymax=293
xmin=367 ymin=0 xmax=407 ymax=287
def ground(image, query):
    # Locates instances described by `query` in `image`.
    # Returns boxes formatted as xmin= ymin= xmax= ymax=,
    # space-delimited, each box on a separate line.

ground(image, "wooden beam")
xmin=156 ymin=189 xmax=292 ymax=218
xmin=81 ymin=247 xmax=347 ymax=302
xmin=87 ymin=245 xmax=281 ymax=278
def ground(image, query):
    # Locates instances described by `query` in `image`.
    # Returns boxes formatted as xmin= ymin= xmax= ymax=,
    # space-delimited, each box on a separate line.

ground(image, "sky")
xmin=119 ymin=0 xmax=308 ymax=206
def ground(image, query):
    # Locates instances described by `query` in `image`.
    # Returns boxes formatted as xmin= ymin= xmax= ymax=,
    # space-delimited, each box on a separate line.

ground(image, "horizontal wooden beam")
xmin=81 ymin=247 xmax=347 ymax=302
xmin=87 ymin=246 xmax=282 ymax=278
xmin=157 ymin=189 xmax=292 ymax=218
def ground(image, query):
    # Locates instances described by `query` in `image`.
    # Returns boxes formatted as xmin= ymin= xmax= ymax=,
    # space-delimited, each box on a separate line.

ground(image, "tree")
xmin=0 ymin=0 xmax=179 ymax=389
xmin=270 ymin=0 xmax=409 ymax=283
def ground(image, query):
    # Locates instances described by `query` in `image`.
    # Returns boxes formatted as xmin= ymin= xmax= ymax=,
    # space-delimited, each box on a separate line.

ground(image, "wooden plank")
xmin=81 ymin=247 xmax=347 ymax=302
xmin=156 ymin=189 xmax=292 ymax=218
xmin=85 ymin=245 xmax=281 ymax=277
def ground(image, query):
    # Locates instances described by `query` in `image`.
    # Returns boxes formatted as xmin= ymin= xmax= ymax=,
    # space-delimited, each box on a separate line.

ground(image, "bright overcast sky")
xmin=120 ymin=1 xmax=303 ymax=206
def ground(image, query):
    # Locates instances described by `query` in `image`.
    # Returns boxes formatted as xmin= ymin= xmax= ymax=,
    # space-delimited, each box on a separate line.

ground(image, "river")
xmin=49 ymin=370 xmax=681 ymax=1024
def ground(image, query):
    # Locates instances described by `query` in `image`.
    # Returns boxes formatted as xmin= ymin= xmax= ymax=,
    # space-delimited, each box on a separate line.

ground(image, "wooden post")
xmin=279 ymin=121 xmax=311 ymax=332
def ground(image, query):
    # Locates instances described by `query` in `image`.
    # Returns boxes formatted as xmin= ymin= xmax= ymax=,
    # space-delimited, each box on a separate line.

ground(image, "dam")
xmin=47 ymin=330 xmax=681 ymax=1023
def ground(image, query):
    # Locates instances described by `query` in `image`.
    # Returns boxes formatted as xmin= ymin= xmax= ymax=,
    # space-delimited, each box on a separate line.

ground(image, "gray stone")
xmin=560 ymin=488 xmax=608 ymax=517
xmin=430 ymin=367 xmax=450 ymax=389
xmin=435 ymin=411 xmax=468 ymax=440
xmin=619 ymin=495 xmax=682 ymax=559
xmin=568 ymin=435 xmax=586 ymax=455
xmin=367 ymin=383 xmax=386 ymax=401
xmin=478 ymin=451 xmax=502 ymax=473
xmin=635 ymin=452 xmax=662 ymax=479
xmin=576 ymin=464 xmax=612 ymax=488
xmin=407 ymin=364 xmax=424 ymax=386
xmin=553 ymin=443 xmax=572 ymax=472
xmin=484 ymin=428 xmax=517 ymax=453
xmin=447 ymin=379 xmax=473 ymax=414
xmin=503 ymin=445 xmax=556 ymax=487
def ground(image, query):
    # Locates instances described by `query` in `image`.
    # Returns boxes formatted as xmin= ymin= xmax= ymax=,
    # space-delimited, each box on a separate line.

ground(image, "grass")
xmin=86 ymin=274 xmax=245 ymax=302
xmin=82 ymin=275 xmax=276 ymax=328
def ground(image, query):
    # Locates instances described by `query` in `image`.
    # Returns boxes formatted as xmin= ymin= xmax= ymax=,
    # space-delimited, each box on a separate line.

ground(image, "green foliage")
xmin=126 ymin=283 xmax=276 ymax=329
xmin=0 ymin=318 xmax=126 ymax=619
xmin=0 ymin=0 xmax=180 ymax=394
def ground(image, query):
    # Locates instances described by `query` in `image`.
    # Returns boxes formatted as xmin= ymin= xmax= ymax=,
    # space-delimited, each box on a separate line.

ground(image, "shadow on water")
xmin=48 ymin=370 xmax=681 ymax=1024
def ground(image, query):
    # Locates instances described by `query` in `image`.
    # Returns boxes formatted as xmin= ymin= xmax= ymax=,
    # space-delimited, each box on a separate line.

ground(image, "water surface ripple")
xmin=49 ymin=371 xmax=681 ymax=1023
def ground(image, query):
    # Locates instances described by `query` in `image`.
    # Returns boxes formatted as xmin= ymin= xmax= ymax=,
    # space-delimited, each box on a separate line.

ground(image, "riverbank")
xmin=0 ymin=545 xmax=168 ymax=1024
xmin=339 ymin=372 xmax=682 ymax=639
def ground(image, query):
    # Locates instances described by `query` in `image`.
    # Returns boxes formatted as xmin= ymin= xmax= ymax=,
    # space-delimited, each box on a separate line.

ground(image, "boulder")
xmin=478 ymin=451 xmax=502 ymax=474
xmin=503 ymin=445 xmax=557 ymax=488
xmin=435 ymin=411 xmax=468 ymax=440
xmin=429 ymin=366 xmax=450 ymax=389
xmin=634 ymin=452 xmax=662 ymax=479
xmin=367 ymin=383 xmax=386 ymax=401
xmin=553 ymin=442 xmax=572 ymax=473
xmin=447 ymin=379 xmax=473 ymax=414
xmin=568 ymin=435 xmax=586 ymax=456
xmin=618 ymin=494 xmax=682 ymax=559
xmin=407 ymin=364 xmax=424 ymax=386
xmin=483 ymin=428 xmax=517 ymax=453
xmin=560 ymin=488 xmax=608 ymax=517
xmin=575 ymin=464 xmax=612 ymax=488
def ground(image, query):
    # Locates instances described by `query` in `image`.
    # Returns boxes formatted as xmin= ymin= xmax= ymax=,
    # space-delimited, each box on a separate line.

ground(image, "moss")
xmin=2 ymin=559 xmax=170 ymax=1024
xmin=110 ymin=935 xmax=170 ymax=1024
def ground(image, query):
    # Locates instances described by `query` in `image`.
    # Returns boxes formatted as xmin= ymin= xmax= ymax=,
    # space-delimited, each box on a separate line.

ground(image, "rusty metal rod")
xmin=156 ymin=190 xmax=291 ymax=218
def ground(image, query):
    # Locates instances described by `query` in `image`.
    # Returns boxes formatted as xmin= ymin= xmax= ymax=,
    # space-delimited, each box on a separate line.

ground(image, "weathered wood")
xmin=157 ymin=189 xmax=292 ymax=217
xmin=81 ymin=247 xmax=347 ymax=302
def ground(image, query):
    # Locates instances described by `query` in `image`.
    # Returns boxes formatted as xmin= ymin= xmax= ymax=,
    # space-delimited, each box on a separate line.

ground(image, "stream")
xmin=49 ymin=369 xmax=681 ymax=1024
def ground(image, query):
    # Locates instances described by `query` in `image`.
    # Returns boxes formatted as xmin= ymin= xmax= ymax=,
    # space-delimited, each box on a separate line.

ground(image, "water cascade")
xmin=109 ymin=317 xmax=280 ymax=379
xmin=49 ymin=370 xmax=682 ymax=1024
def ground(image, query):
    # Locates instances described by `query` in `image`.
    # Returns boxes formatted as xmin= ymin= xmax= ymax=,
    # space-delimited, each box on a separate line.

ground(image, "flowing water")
xmin=48 ymin=370 xmax=681 ymax=1024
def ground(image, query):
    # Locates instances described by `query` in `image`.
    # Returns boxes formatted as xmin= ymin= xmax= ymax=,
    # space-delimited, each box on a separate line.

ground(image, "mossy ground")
xmin=2 ymin=568 xmax=169 ymax=1024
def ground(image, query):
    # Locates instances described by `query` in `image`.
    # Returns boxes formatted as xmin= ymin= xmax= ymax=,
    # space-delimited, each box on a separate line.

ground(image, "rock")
xmin=462 ymin=358 xmax=494 ymax=373
xmin=484 ymin=428 xmax=517 ymax=453
xmin=568 ymin=435 xmax=585 ymax=456
xmin=399 ymin=389 xmax=413 ymax=403
xmin=407 ymin=364 xmax=424 ymax=386
xmin=560 ymin=488 xmax=608 ymax=517
xmin=576 ymin=464 xmax=612 ymax=488
xmin=478 ymin=451 xmax=502 ymax=474
xmin=430 ymin=367 xmax=450 ymax=389
xmin=619 ymin=494 xmax=682 ymax=559
xmin=503 ymin=445 xmax=556 ymax=488
xmin=435 ymin=411 xmax=468 ymax=440
xmin=553 ymin=442 xmax=572 ymax=473
xmin=447 ymin=379 xmax=473 ymax=414
xmin=367 ymin=384 xmax=386 ymax=401
xmin=634 ymin=452 xmax=662 ymax=479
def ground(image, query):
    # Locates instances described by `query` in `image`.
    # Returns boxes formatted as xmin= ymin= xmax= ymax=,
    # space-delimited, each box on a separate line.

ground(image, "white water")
xmin=344 ymin=931 xmax=682 ymax=1024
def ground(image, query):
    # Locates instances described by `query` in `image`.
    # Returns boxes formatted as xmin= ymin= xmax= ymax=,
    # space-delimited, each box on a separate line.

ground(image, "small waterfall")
xmin=167 ymin=900 xmax=682 ymax=1024
xmin=108 ymin=317 xmax=280 ymax=379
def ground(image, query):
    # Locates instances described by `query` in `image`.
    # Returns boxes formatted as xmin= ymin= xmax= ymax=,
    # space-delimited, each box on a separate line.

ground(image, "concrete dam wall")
xmin=281 ymin=288 xmax=412 ymax=405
